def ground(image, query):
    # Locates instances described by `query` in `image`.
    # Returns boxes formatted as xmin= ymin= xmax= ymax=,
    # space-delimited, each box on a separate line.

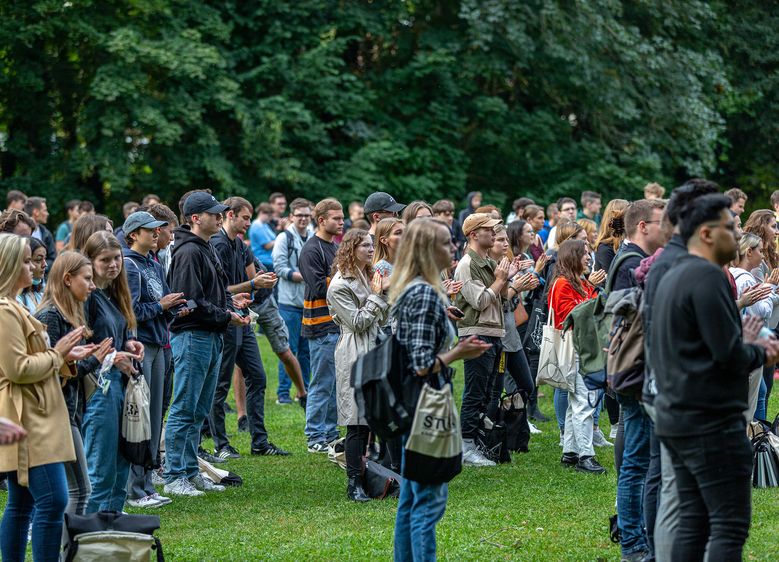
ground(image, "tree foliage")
xmin=0 ymin=0 xmax=776 ymax=220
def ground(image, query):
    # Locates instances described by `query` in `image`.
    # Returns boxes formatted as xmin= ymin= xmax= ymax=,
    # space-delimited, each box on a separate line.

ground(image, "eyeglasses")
xmin=292 ymin=214 xmax=311 ymax=218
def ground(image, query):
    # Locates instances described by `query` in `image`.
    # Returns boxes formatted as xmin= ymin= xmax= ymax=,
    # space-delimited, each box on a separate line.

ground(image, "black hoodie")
xmin=168 ymin=225 xmax=232 ymax=333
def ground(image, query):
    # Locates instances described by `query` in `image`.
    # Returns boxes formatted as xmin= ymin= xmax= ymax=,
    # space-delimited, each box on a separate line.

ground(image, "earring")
xmin=65 ymin=283 xmax=71 ymax=287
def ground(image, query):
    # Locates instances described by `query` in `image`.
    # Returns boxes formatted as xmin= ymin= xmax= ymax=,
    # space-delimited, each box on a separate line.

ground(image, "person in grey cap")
xmin=122 ymin=211 xmax=188 ymax=508
xmin=363 ymin=192 xmax=406 ymax=237
xmin=163 ymin=191 xmax=252 ymax=497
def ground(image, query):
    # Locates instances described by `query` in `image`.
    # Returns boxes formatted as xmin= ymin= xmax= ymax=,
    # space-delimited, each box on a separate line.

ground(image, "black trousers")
xmin=461 ymin=336 xmax=502 ymax=439
xmin=345 ymin=425 xmax=370 ymax=479
xmin=660 ymin=421 xmax=752 ymax=562
xmin=643 ymin=420 xmax=662 ymax=557
xmin=209 ymin=325 xmax=268 ymax=451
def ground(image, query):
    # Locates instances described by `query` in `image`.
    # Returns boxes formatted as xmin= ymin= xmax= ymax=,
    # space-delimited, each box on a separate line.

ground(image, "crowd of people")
xmin=0 ymin=181 xmax=777 ymax=561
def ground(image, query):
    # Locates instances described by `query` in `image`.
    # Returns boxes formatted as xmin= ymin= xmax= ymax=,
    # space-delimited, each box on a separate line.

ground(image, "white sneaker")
xmin=190 ymin=474 xmax=226 ymax=493
xmin=593 ymin=428 xmax=614 ymax=448
xmin=150 ymin=492 xmax=172 ymax=506
xmin=164 ymin=477 xmax=204 ymax=497
xmin=528 ymin=421 xmax=542 ymax=435
xmin=609 ymin=426 xmax=618 ymax=439
xmin=559 ymin=432 xmax=564 ymax=447
xmin=462 ymin=447 xmax=497 ymax=467
xmin=151 ymin=470 xmax=166 ymax=487
xmin=126 ymin=495 xmax=164 ymax=509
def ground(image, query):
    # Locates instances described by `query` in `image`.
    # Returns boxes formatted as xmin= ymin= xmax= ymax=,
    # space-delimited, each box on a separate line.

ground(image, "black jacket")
xmin=611 ymin=242 xmax=648 ymax=291
xmin=167 ymin=225 xmax=232 ymax=333
xmin=34 ymin=305 xmax=92 ymax=426
xmin=650 ymin=255 xmax=765 ymax=437
xmin=38 ymin=224 xmax=57 ymax=275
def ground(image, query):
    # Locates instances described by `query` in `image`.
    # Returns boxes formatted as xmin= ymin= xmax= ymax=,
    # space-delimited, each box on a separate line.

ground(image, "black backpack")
xmin=64 ymin=511 xmax=164 ymax=562
xmin=476 ymin=413 xmax=511 ymax=464
xmin=351 ymin=334 xmax=412 ymax=440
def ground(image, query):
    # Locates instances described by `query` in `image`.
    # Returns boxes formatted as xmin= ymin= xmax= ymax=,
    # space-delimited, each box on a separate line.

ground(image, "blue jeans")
xmin=554 ymin=388 xmax=568 ymax=431
xmin=82 ymin=367 xmax=130 ymax=513
xmin=1 ymin=463 xmax=68 ymax=562
xmin=617 ymin=394 xmax=651 ymax=555
xmin=304 ymin=332 xmax=339 ymax=445
xmin=755 ymin=375 xmax=767 ymax=421
xmin=394 ymin=443 xmax=449 ymax=561
xmin=164 ymin=330 xmax=223 ymax=481
xmin=278 ymin=304 xmax=310 ymax=399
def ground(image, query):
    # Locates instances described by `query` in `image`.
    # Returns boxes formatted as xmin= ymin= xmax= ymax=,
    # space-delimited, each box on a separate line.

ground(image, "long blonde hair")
xmin=389 ymin=218 xmax=449 ymax=303
xmin=0 ymin=233 xmax=28 ymax=298
xmin=83 ymin=231 xmax=137 ymax=330
xmin=373 ymin=217 xmax=404 ymax=265
xmin=594 ymin=199 xmax=629 ymax=251
xmin=38 ymin=251 xmax=93 ymax=335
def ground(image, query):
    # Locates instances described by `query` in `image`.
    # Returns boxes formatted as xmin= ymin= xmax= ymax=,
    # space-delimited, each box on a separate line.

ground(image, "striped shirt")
xmin=299 ymin=234 xmax=339 ymax=337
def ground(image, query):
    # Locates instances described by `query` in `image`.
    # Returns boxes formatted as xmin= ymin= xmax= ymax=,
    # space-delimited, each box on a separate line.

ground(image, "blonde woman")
xmin=373 ymin=217 xmax=405 ymax=277
xmin=327 ymin=229 xmax=390 ymax=501
xmin=81 ymin=231 xmax=142 ymax=513
xmin=0 ymin=234 xmax=90 ymax=561
xmin=390 ymin=218 xmax=491 ymax=561
xmin=401 ymin=201 xmax=433 ymax=225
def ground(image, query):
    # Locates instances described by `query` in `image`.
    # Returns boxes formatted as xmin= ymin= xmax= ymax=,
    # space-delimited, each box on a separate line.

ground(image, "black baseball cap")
xmin=183 ymin=192 xmax=229 ymax=216
xmin=364 ymin=191 xmax=406 ymax=214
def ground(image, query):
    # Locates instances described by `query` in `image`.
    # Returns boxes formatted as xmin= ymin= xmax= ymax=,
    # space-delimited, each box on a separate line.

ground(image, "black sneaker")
xmin=560 ymin=452 xmax=579 ymax=467
xmin=197 ymin=447 xmax=226 ymax=464
xmin=251 ymin=442 xmax=291 ymax=456
xmin=575 ymin=455 xmax=606 ymax=474
xmin=529 ymin=406 xmax=550 ymax=423
xmin=216 ymin=444 xmax=241 ymax=460
xmin=237 ymin=415 xmax=248 ymax=433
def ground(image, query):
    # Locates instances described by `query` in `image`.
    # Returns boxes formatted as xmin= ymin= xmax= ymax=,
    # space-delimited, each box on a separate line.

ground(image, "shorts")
xmin=252 ymin=296 xmax=290 ymax=354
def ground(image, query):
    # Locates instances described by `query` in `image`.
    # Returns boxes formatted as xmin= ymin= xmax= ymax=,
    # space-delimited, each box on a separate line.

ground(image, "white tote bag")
xmin=536 ymin=281 xmax=577 ymax=393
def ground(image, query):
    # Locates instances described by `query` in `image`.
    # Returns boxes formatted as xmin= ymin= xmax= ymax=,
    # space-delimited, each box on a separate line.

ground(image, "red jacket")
xmin=548 ymin=277 xmax=597 ymax=330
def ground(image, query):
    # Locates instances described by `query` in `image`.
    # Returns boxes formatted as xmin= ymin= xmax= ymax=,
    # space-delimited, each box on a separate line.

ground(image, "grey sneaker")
xmin=190 ymin=474 xmax=225 ymax=493
xmin=151 ymin=470 xmax=166 ymax=487
xmin=150 ymin=492 xmax=172 ymax=506
xmin=462 ymin=447 xmax=497 ymax=467
xmin=126 ymin=495 xmax=163 ymax=509
xmin=593 ymin=427 xmax=614 ymax=448
xmin=164 ymin=477 xmax=204 ymax=497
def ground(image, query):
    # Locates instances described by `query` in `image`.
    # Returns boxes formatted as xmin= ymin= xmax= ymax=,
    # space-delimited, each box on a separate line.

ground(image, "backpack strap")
xmin=605 ymin=251 xmax=644 ymax=293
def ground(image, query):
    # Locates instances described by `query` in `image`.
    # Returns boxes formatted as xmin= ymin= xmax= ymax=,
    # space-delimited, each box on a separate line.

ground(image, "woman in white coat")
xmin=327 ymin=229 xmax=390 ymax=501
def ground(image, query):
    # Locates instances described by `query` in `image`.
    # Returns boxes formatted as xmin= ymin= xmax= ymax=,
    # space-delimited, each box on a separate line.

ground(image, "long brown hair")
xmin=744 ymin=209 xmax=779 ymax=269
xmin=332 ymin=229 xmax=372 ymax=280
xmin=549 ymin=239 xmax=588 ymax=297
xmin=556 ymin=219 xmax=584 ymax=245
xmin=83 ymin=231 xmax=137 ymax=330
xmin=38 ymin=251 xmax=93 ymax=336
xmin=373 ymin=217 xmax=404 ymax=265
xmin=594 ymin=199 xmax=628 ymax=252
xmin=69 ymin=214 xmax=113 ymax=252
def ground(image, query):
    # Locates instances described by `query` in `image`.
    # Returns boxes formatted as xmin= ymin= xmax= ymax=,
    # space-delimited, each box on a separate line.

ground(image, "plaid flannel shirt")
xmin=394 ymin=282 xmax=449 ymax=374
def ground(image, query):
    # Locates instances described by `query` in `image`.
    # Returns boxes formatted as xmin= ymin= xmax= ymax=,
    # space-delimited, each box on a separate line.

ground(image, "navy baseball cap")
xmin=183 ymin=192 xmax=229 ymax=216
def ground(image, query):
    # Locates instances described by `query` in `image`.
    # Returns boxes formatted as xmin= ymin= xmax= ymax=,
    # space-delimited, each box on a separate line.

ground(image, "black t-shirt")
xmin=210 ymin=229 xmax=252 ymax=286
xmin=650 ymin=255 xmax=765 ymax=437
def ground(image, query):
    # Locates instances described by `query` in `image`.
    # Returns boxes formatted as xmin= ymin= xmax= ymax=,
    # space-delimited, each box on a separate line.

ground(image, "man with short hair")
xmin=78 ymin=201 xmax=95 ymax=215
xmin=123 ymin=210 xmax=184 ymax=509
xmin=6 ymin=190 xmax=26 ymax=211
xmin=506 ymin=197 xmax=535 ymax=224
xmin=577 ymin=191 xmax=602 ymax=227
xmin=300 ymin=198 xmax=344 ymax=452
xmin=651 ymin=193 xmax=779 ymax=561
xmin=249 ymin=202 xmax=277 ymax=271
xmin=24 ymin=196 xmax=56 ymax=273
xmin=725 ymin=188 xmax=747 ymax=217
xmin=209 ymin=196 xmax=289 ymax=459
xmin=364 ymin=191 xmax=405 ymax=236
xmin=546 ymin=197 xmax=577 ymax=249
xmin=56 ymin=199 xmax=81 ymax=253
xmin=272 ymin=197 xmax=312 ymax=404
xmin=269 ymin=192 xmax=288 ymax=233
xmin=454 ymin=213 xmax=518 ymax=467
xmin=163 ymin=191 xmax=251 ymax=497
xmin=643 ymin=182 xmax=665 ymax=200
xmin=343 ymin=201 xmax=364 ymax=232
xmin=142 ymin=193 xmax=161 ymax=207
xmin=611 ymin=198 xmax=667 ymax=562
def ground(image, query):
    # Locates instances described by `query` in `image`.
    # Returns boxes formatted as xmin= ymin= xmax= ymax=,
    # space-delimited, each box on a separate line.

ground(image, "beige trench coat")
xmin=327 ymin=270 xmax=389 ymax=426
xmin=0 ymin=298 xmax=75 ymax=485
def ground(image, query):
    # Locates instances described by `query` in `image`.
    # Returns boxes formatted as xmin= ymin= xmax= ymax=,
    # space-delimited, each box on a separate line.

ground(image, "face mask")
xmin=32 ymin=278 xmax=42 ymax=287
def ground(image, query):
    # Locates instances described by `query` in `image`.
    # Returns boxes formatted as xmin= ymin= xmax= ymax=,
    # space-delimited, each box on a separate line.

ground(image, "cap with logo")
xmin=364 ymin=192 xmax=406 ymax=214
xmin=183 ymin=192 xmax=229 ymax=216
xmin=123 ymin=211 xmax=168 ymax=235
xmin=462 ymin=213 xmax=502 ymax=236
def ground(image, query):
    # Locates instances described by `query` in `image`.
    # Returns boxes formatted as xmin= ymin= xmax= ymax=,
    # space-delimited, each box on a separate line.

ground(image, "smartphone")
xmin=448 ymin=306 xmax=465 ymax=318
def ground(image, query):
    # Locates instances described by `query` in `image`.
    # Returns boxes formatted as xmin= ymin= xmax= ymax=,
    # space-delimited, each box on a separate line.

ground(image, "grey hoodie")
xmin=272 ymin=225 xmax=308 ymax=308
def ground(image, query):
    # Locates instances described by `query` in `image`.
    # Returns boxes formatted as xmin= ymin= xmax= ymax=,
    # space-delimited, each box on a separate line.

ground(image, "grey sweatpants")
xmin=653 ymin=442 xmax=679 ymax=562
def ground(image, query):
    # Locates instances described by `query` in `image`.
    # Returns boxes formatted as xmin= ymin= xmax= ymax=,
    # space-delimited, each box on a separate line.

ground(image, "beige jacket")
xmin=0 ymin=298 xmax=75 ymax=485
xmin=327 ymin=270 xmax=389 ymax=426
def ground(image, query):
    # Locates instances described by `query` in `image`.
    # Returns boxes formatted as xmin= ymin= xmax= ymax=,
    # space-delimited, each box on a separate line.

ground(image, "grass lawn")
xmin=4 ymin=335 xmax=779 ymax=560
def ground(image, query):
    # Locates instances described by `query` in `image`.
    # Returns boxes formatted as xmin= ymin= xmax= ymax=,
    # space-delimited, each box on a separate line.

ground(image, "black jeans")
xmin=345 ymin=425 xmax=370 ymax=479
xmin=661 ymin=421 xmax=752 ymax=562
xmin=461 ymin=336 xmax=502 ymax=439
xmin=643 ymin=420 xmax=662 ymax=558
xmin=209 ymin=325 xmax=269 ymax=451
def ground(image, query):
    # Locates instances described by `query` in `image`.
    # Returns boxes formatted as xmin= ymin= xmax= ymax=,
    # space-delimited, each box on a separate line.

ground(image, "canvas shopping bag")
xmin=535 ymin=281 xmax=577 ymax=393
